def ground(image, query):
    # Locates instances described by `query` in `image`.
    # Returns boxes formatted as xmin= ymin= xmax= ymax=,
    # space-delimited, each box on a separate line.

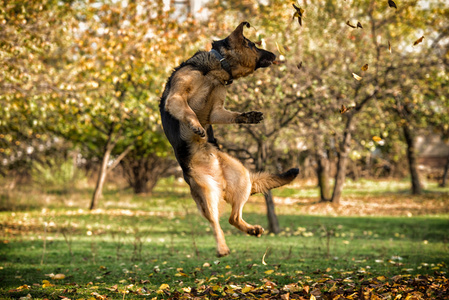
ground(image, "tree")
xmin=0 ymin=0 xmax=77 ymax=181
xmin=48 ymin=0 xmax=206 ymax=208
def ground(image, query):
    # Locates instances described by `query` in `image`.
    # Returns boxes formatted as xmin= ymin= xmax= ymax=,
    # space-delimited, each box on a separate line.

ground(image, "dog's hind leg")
xmin=189 ymin=177 xmax=230 ymax=257
xmin=222 ymin=157 xmax=264 ymax=237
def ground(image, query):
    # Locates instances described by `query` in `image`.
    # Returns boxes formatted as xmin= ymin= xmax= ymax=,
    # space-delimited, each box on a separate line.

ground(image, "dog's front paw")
xmin=190 ymin=125 xmax=206 ymax=137
xmin=247 ymin=225 xmax=264 ymax=237
xmin=235 ymin=111 xmax=264 ymax=124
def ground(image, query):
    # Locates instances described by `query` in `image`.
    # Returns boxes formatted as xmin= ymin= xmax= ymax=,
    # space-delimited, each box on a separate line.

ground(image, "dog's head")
xmin=212 ymin=22 xmax=276 ymax=79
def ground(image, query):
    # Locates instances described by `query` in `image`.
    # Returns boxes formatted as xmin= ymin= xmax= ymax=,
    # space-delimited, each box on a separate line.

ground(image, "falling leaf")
xmin=276 ymin=42 xmax=286 ymax=55
xmin=340 ymin=104 xmax=355 ymax=114
xmin=297 ymin=61 xmax=303 ymax=70
xmin=292 ymin=4 xmax=304 ymax=26
xmin=352 ymin=73 xmax=363 ymax=80
xmin=361 ymin=64 xmax=369 ymax=71
xmin=413 ymin=36 xmax=424 ymax=46
xmin=372 ymin=136 xmax=382 ymax=142
xmin=262 ymin=247 xmax=269 ymax=265
xmin=388 ymin=0 xmax=397 ymax=9
xmin=357 ymin=22 xmax=363 ymax=29
xmin=388 ymin=40 xmax=392 ymax=53
xmin=346 ymin=20 xmax=356 ymax=28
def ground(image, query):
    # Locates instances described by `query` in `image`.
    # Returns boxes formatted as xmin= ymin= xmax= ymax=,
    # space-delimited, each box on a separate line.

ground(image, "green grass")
xmin=1 ymin=178 xmax=449 ymax=299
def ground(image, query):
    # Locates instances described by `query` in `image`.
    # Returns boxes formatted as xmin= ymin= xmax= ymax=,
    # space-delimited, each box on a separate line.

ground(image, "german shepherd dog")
xmin=160 ymin=22 xmax=299 ymax=256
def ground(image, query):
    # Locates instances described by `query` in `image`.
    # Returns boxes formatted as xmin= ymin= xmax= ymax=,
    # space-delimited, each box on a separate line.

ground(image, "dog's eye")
xmin=244 ymin=41 xmax=255 ymax=49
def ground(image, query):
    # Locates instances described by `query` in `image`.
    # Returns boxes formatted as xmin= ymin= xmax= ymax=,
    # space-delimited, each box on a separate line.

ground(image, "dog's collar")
xmin=210 ymin=49 xmax=233 ymax=85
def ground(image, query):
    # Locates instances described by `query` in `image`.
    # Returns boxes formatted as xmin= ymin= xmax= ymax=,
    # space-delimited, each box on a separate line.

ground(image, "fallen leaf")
xmin=388 ymin=0 xmax=397 ymax=9
xmin=53 ymin=274 xmax=66 ymax=280
xmin=281 ymin=292 xmax=290 ymax=300
xmin=361 ymin=64 xmax=369 ymax=71
xmin=310 ymin=295 xmax=316 ymax=300
xmin=242 ymin=285 xmax=253 ymax=293
xmin=352 ymin=73 xmax=362 ymax=80
xmin=42 ymin=280 xmax=54 ymax=288
xmin=346 ymin=20 xmax=356 ymax=28
xmin=158 ymin=283 xmax=170 ymax=290
xmin=265 ymin=269 xmax=274 ymax=274
xmin=357 ymin=21 xmax=363 ymax=29
xmin=372 ymin=136 xmax=382 ymax=142
xmin=413 ymin=36 xmax=424 ymax=46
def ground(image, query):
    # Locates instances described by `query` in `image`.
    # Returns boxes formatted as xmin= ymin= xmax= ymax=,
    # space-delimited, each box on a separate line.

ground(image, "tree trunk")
xmin=330 ymin=116 xmax=354 ymax=204
xmin=403 ymin=125 xmax=422 ymax=194
xmin=89 ymin=133 xmax=132 ymax=210
xmin=440 ymin=155 xmax=449 ymax=187
xmin=314 ymin=135 xmax=331 ymax=202
xmin=254 ymin=141 xmax=280 ymax=234
xmin=90 ymin=143 xmax=113 ymax=210
xmin=264 ymin=191 xmax=280 ymax=234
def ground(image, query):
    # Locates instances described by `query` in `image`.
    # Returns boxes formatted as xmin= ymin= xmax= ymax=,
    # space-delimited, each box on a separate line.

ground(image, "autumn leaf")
xmin=262 ymin=247 xmax=269 ymax=265
xmin=158 ymin=283 xmax=170 ymax=291
xmin=265 ymin=269 xmax=275 ymax=274
xmin=361 ymin=64 xmax=369 ymax=71
xmin=340 ymin=104 xmax=355 ymax=114
xmin=276 ymin=42 xmax=286 ymax=55
xmin=346 ymin=20 xmax=356 ymax=28
xmin=42 ymin=280 xmax=54 ymax=288
xmin=53 ymin=273 xmax=66 ymax=280
xmin=242 ymin=285 xmax=253 ymax=293
xmin=292 ymin=4 xmax=304 ymax=26
xmin=388 ymin=0 xmax=397 ymax=9
xmin=352 ymin=73 xmax=362 ymax=80
xmin=413 ymin=36 xmax=424 ymax=46
xmin=372 ymin=136 xmax=382 ymax=142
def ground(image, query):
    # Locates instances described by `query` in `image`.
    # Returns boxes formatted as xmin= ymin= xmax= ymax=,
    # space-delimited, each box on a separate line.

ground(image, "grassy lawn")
xmin=1 ymin=178 xmax=448 ymax=299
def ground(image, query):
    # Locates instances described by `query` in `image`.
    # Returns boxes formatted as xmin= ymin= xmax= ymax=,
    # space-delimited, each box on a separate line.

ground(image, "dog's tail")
xmin=250 ymin=168 xmax=299 ymax=195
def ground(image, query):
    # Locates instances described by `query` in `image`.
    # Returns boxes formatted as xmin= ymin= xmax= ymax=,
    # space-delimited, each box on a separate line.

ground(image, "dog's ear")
xmin=228 ymin=22 xmax=250 ymax=44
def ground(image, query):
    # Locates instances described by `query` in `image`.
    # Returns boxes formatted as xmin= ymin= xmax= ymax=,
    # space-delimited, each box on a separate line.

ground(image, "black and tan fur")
xmin=160 ymin=22 xmax=299 ymax=257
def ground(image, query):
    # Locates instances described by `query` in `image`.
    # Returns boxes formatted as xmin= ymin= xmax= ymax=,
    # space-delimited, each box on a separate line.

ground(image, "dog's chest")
xmin=189 ymin=84 xmax=226 ymax=123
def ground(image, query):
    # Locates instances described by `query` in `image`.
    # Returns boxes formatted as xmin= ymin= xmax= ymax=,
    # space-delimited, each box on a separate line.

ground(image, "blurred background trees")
xmin=1 ymin=0 xmax=448 ymax=214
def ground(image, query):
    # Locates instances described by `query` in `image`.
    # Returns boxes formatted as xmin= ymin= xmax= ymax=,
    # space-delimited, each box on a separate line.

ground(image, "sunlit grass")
xmin=1 ymin=177 xmax=448 ymax=298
